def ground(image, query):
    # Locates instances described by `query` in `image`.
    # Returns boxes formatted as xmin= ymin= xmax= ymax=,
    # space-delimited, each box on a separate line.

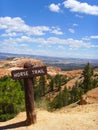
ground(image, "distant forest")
xmin=46 ymin=63 xmax=86 ymax=71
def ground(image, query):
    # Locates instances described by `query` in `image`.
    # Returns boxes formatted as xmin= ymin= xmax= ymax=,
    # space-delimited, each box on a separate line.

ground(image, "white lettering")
xmin=14 ymin=71 xmax=28 ymax=78
xmin=32 ymin=69 xmax=44 ymax=75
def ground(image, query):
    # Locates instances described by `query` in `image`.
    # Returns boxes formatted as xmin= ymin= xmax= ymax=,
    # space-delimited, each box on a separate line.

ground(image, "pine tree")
xmin=49 ymin=77 xmax=54 ymax=91
xmin=62 ymin=87 xmax=70 ymax=106
xmin=54 ymin=74 xmax=62 ymax=91
xmin=33 ymin=77 xmax=41 ymax=101
xmin=82 ymin=62 xmax=93 ymax=92
xmin=39 ymin=76 xmax=46 ymax=96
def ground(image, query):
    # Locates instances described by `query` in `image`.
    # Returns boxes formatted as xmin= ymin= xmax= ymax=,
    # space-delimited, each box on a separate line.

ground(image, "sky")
xmin=0 ymin=0 xmax=98 ymax=59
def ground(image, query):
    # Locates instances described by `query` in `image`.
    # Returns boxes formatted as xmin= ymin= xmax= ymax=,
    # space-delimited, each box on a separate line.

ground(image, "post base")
xmin=25 ymin=112 xmax=36 ymax=126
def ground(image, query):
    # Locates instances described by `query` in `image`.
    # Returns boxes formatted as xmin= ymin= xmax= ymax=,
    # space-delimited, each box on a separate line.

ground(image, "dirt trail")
xmin=0 ymin=104 xmax=98 ymax=130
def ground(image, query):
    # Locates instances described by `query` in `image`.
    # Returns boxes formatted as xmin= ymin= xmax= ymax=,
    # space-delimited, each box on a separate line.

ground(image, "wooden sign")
xmin=11 ymin=62 xmax=47 ymax=126
xmin=11 ymin=66 xmax=47 ymax=80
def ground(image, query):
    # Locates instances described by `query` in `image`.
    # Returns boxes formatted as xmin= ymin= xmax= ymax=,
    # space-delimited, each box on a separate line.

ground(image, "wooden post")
xmin=11 ymin=62 xmax=47 ymax=126
xmin=24 ymin=62 xmax=36 ymax=125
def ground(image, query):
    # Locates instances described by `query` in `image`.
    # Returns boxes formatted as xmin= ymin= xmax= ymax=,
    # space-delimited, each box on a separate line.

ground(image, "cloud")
xmin=20 ymin=36 xmax=98 ymax=48
xmin=82 ymin=36 xmax=90 ymax=41
xmin=82 ymin=35 xmax=98 ymax=40
xmin=0 ymin=17 xmax=49 ymax=36
xmin=90 ymin=36 xmax=98 ymax=39
xmin=73 ymin=23 xmax=78 ymax=27
xmin=0 ymin=17 xmax=63 ymax=36
xmin=49 ymin=3 xmax=61 ymax=13
xmin=0 ymin=35 xmax=97 ymax=58
xmin=68 ymin=28 xmax=75 ymax=33
xmin=51 ymin=27 xmax=63 ymax=35
xmin=0 ymin=16 xmax=97 ymax=58
xmin=58 ymin=45 xmax=65 ymax=49
xmin=75 ymin=14 xmax=83 ymax=18
xmin=2 ymin=36 xmax=96 ymax=49
xmin=1 ymin=32 xmax=17 ymax=37
xmin=63 ymin=0 xmax=98 ymax=15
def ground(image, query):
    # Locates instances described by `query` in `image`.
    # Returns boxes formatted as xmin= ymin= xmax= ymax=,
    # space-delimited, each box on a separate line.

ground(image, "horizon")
xmin=0 ymin=0 xmax=98 ymax=59
xmin=0 ymin=52 xmax=98 ymax=61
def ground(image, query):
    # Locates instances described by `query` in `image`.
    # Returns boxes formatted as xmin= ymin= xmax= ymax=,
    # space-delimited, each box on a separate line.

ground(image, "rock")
xmin=0 ymin=69 xmax=11 ymax=77
xmin=80 ymin=88 xmax=98 ymax=105
xmin=47 ymin=66 xmax=61 ymax=76
xmin=0 ymin=57 xmax=45 ymax=69
xmin=0 ymin=57 xmax=46 ymax=77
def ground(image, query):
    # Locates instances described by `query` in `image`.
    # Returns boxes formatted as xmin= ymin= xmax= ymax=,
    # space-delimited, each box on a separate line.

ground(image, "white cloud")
xmin=68 ymin=28 xmax=75 ymax=33
xmin=0 ymin=35 xmax=97 ymax=57
xmin=51 ymin=27 xmax=63 ymax=35
xmin=0 ymin=16 xmax=97 ymax=58
xmin=33 ymin=37 xmax=95 ymax=48
xmin=82 ymin=35 xmax=98 ymax=40
xmin=58 ymin=45 xmax=65 ymax=49
xmin=75 ymin=14 xmax=83 ymax=18
xmin=63 ymin=0 xmax=98 ymax=15
xmin=19 ymin=36 xmax=32 ymax=42
xmin=90 ymin=36 xmax=98 ymax=39
xmin=49 ymin=3 xmax=61 ymax=13
xmin=20 ymin=43 xmax=28 ymax=47
xmin=4 ymin=36 xmax=96 ymax=49
xmin=0 ymin=17 xmax=63 ymax=36
xmin=82 ymin=36 xmax=90 ymax=41
xmin=1 ymin=32 xmax=17 ymax=37
xmin=73 ymin=23 xmax=78 ymax=27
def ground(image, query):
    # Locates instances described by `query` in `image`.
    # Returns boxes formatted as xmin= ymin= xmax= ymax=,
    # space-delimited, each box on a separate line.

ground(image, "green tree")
xmin=70 ymin=81 xmax=83 ymax=102
xmin=49 ymin=77 xmax=54 ymax=92
xmin=33 ymin=77 xmax=40 ymax=101
xmin=0 ymin=76 xmax=25 ymax=121
xmin=62 ymin=87 xmax=70 ymax=106
xmin=49 ymin=87 xmax=70 ymax=110
xmin=92 ymin=78 xmax=98 ymax=89
xmin=38 ymin=76 xmax=46 ymax=96
xmin=54 ymin=74 xmax=62 ymax=91
xmin=82 ymin=62 xmax=93 ymax=92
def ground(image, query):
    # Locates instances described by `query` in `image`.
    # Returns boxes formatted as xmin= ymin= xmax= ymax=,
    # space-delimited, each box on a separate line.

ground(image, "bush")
xmin=0 ymin=76 xmax=25 ymax=121
xmin=48 ymin=87 xmax=71 ymax=110
xmin=0 ymin=113 xmax=16 ymax=122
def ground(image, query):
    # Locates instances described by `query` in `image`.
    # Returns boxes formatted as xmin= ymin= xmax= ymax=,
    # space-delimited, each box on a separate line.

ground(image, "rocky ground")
xmin=0 ymin=103 xmax=98 ymax=130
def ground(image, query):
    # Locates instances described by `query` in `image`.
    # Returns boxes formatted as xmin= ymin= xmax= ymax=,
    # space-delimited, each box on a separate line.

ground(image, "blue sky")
xmin=0 ymin=0 xmax=98 ymax=59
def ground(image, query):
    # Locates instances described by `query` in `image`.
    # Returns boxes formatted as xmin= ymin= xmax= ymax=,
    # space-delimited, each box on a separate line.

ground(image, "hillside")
xmin=0 ymin=57 xmax=97 ymax=77
xmin=0 ymin=57 xmax=83 ymax=78
xmin=80 ymin=87 xmax=98 ymax=105
xmin=0 ymin=84 xmax=98 ymax=130
xmin=0 ymin=57 xmax=45 ymax=77
xmin=0 ymin=57 xmax=98 ymax=130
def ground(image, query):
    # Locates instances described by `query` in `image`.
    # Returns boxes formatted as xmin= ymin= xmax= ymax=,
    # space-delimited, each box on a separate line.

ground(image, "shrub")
xmin=0 ymin=76 xmax=25 ymax=121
